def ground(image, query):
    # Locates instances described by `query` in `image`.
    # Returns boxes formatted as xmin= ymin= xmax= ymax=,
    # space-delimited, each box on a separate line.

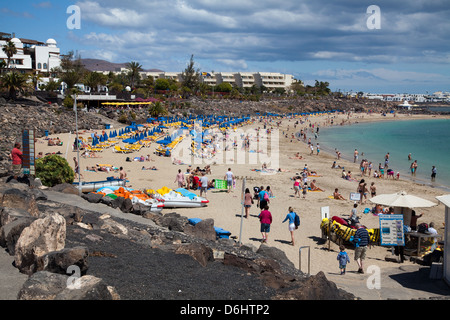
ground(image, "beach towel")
xmin=214 ymin=179 xmax=228 ymax=190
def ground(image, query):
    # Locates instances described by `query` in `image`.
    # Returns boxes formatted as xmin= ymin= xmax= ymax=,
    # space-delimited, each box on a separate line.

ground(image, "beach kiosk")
xmin=435 ymin=195 xmax=450 ymax=286
xmin=369 ymin=191 xmax=439 ymax=259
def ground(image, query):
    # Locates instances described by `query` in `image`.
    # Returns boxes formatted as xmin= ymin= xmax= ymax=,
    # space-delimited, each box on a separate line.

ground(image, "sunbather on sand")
xmin=333 ymin=188 xmax=345 ymax=200
xmin=310 ymin=179 xmax=325 ymax=192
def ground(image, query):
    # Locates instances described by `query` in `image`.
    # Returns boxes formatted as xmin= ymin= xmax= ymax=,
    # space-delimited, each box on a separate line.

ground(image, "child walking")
xmin=302 ymin=182 xmax=308 ymax=199
xmin=337 ymin=245 xmax=350 ymax=275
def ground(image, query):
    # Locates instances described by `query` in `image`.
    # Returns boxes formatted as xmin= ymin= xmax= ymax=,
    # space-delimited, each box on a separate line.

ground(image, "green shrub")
xmin=35 ymin=154 xmax=75 ymax=187
xmin=118 ymin=113 xmax=128 ymax=123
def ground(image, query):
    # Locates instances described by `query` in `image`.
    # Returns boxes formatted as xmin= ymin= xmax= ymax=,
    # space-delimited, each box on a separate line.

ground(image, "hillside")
xmin=81 ymin=58 xmax=163 ymax=73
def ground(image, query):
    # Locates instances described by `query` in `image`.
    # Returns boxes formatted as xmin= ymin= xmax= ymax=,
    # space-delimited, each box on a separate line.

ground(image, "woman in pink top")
xmin=174 ymin=169 xmax=185 ymax=188
xmin=258 ymin=205 xmax=272 ymax=243
xmin=293 ymin=177 xmax=301 ymax=198
xmin=243 ymin=188 xmax=254 ymax=219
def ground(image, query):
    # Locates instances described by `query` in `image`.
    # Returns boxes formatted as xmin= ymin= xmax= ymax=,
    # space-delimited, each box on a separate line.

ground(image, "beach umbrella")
xmin=123 ymin=138 xmax=137 ymax=144
xmin=369 ymin=191 xmax=437 ymax=209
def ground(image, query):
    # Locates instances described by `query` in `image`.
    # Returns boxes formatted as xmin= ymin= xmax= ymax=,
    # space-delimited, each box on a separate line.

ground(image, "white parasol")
xmin=369 ymin=191 xmax=437 ymax=209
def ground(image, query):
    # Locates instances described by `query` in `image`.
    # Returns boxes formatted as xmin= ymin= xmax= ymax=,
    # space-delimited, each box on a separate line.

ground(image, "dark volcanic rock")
xmin=174 ymin=243 xmax=214 ymax=267
xmin=17 ymin=271 xmax=69 ymax=300
xmin=1 ymin=177 xmax=356 ymax=300
xmin=1 ymin=188 xmax=40 ymax=217
xmin=184 ymin=218 xmax=216 ymax=241
xmin=273 ymin=271 xmax=356 ymax=300
xmin=36 ymin=246 xmax=89 ymax=276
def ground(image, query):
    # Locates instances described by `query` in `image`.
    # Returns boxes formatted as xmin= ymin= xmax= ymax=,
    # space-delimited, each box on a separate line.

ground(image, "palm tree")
xmin=1 ymin=71 xmax=30 ymax=100
xmin=126 ymin=61 xmax=143 ymax=90
xmin=2 ymin=40 xmax=17 ymax=70
xmin=148 ymin=101 xmax=168 ymax=117
xmin=83 ymin=71 xmax=106 ymax=93
xmin=0 ymin=60 xmax=7 ymax=74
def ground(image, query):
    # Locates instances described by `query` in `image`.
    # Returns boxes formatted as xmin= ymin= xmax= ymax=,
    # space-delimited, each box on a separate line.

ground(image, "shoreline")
xmin=316 ymin=114 xmax=450 ymax=192
xmin=33 ymin=111 xmax=449 ymax=299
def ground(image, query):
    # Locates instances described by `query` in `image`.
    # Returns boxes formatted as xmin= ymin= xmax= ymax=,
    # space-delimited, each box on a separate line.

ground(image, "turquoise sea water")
xmin=317 ymin=118 xmax=450 ymax=191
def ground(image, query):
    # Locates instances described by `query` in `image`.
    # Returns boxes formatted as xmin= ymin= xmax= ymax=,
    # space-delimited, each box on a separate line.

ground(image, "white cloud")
xmin=32 ymin=1 xmax=52 ymax=8
xmin=62 ymin=0 xmax=450 ymax=91
xmin=216 ymin=59 xmax=248 ymax=69
xmin=77 ymin=1 xmax=148 ymax=27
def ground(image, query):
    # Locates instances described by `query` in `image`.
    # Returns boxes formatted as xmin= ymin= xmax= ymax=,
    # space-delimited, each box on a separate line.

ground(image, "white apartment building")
xmin=257 ymin=72 xmax=294 ymax=90
xmin=131 ymin=70 xmax=294 ymax=92
xmin=98 ymin=66 xmax=294 ymax=92
xmin=0 ymin=32 xmax=61 ymax=73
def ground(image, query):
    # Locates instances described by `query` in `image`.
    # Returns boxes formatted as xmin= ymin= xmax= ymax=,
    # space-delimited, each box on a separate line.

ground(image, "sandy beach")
xmin=35 ymin=111 xmax=448 ymax=288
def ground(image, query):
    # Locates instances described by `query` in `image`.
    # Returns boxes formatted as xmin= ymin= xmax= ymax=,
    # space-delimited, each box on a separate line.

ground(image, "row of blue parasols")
xmin=93 ymin=110 xmax=341 ymax=147
xmin=91 ymin=124 xmax=165 ymax=146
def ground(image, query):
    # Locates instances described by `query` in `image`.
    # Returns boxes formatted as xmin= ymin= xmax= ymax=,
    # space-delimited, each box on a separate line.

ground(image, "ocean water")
xmin=316 ymin=118 xmax=450 ymax=191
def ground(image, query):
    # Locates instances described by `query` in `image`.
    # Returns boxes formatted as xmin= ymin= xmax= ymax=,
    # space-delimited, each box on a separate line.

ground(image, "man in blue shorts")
xmin=353 ymin=223 xmax=369 ymax=274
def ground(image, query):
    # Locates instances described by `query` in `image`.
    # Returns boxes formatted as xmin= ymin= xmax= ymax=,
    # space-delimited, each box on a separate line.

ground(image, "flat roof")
xmin=436 ymin=195 xmax=450 ymax=208
xmin=20 ymin=38 xmax=45 ymax=45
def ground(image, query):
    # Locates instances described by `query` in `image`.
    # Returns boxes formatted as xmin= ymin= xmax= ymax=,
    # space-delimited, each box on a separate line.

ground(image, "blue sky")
xmin=1 ymin=0 xmax=450 ymax=93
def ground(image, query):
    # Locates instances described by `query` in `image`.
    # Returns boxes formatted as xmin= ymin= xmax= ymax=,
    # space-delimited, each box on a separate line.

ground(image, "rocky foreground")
xmin=0 ymin=176 xmax=356 ymax=300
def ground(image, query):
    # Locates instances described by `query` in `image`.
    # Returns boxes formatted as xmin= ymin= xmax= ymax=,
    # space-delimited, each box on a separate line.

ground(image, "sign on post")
xmin=379 ymin=214 xmax=405 ymax=246
xmin=349 ymin=192 xmax=361 ymax=201
xmin=321 ymin=206 xmax=329 ymax=220
xmin=22 ymin=129 xmax=36 ymax=175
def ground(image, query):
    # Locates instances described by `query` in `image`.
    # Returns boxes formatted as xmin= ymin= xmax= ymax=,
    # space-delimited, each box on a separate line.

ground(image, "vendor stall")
xmin=435 ymin=195 xmax=450 ymax=286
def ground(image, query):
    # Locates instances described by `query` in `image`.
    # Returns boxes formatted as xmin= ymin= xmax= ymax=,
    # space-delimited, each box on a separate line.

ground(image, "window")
xmin=43 ymin=63 xmax=47 ymax=69
xmin=38 ymin=63 xmax=42 ymax=69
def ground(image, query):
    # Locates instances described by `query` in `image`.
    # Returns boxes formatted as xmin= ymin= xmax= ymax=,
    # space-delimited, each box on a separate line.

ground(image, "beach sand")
xmin=35 ymin=112 xmax=447 ymax=288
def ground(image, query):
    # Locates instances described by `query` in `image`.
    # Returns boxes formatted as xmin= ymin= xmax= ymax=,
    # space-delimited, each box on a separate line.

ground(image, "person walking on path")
xmin=353 ymin=223 xmax=369 ymax=274
xmin=224 ymin=168 xmax=234 ymax=193
xmin=243 ymin=188 xmax=253 ymax=219
xmin=258 ymin=205 xmax=272 ymax=243
xmin=10 ymin=142 xmax=23 ymax=180
xmin=73 ymin=157 xmax=83 ymax=180
xmin=282 ymin=207 xmax=299 ymax=246
xmin=174 ymin=169 xmax=185 ymax=188
xmin=294 ymin=176 xmax=301 ymax=198
xmin=199 ymin=172 xmax=208 ymax=199
xmin=258 ymin=186 xmax=269 ymax=210
xmin=337 ymin=245 xmax=350 ymax=275
xmin=302 ymin=182 xmax=308 ymax=199
xmin=119 ymin=167 xmax=127 ymax=186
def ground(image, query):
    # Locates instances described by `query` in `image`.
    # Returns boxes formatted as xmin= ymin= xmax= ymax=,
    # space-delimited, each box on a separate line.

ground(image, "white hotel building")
xmin=112 ymin=68 xmax=295 ymax=92
xmin=0 ymin=32 xmax=61 ymax=74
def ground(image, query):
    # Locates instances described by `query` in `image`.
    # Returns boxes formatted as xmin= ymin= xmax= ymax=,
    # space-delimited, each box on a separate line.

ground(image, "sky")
xmin=1 ymin=0 xmax=450 ymax=93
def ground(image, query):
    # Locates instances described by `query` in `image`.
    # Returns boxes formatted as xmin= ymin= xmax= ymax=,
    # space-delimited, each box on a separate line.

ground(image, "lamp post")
xmin=73 ymin=94 xmax=81 ymax=196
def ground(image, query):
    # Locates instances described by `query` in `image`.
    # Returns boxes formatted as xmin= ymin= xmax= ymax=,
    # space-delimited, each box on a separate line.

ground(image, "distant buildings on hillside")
xmin=362 ymin=92 xmax=450 ymax=103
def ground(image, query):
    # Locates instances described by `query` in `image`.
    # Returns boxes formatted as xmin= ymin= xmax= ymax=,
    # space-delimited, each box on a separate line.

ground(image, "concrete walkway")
xmin=0 ymin=250 xmax=29 ymax=300
xmin=326 ymin=264 xmax=450 ymax=300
